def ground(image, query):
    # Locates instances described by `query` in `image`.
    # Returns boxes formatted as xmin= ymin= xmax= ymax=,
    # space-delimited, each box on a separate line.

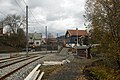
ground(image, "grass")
xmin=84 ymin=61 xmax=120 ymax=80
xmin=39 ymin=65 xmax=63 ymax=80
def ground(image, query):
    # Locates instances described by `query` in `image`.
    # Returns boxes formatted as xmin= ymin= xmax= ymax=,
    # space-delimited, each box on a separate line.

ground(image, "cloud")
xmin=0 ymin=0 xmax=86 ymax=37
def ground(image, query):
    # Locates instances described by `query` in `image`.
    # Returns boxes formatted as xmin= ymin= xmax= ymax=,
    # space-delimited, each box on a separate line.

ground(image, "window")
xmin=30 ymin=37 xmax=32 ymax=39
xmin=36 ymin=42 xmax=39 ymax=44
xmin=75 ymin=39 xmax=77 ymax=42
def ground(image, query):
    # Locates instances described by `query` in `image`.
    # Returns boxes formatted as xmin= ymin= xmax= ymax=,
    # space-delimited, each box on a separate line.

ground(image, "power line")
xmin=22 ymin=0 xmax=27 ymax=5
xmin=21 ymin=0 xmax=42 ymax=32
xmin=21 ymin=0 xmax=41 ymax=26
xmin=0 ymin=11 xmax=16 ymax=22
xmin=0 ymin=12 xmax=5 ymax=16
xmin=29 ymin=9 xmax=41 ymax=25
xmin=15 ymin=0 xmax=35 ymax=27
xmin=15 ymin=0 xmax=25 ymax=14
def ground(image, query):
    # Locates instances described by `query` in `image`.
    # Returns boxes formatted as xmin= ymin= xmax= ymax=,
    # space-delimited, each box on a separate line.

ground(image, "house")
xmin=28 ymin=32 xmax=42 ymax=47
xmin=57 ymin=35 xmax=66 ymax=46
xmin=65 ymin=29 xmax=88 ymax=47
xmin=43 ymin=37 xmax=58 ymax=50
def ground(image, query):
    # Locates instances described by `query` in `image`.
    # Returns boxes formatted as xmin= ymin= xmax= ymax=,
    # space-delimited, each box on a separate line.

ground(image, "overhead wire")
xmin=17 ymin=0 xmax=43 ymax=33
xmin=0 ymin=11 xmax=6 ymax=17
xmin=15 ymin=0 xmax=36 ymax=30
xmin=21 ymin=0 xmax=42 ymax=26
xmin=22 ymin=0 xmax=27 ymax=5
xmin=15 ymin=0 xmax=26 ymax=14
xmin=0 ymin=11 xmax=17 ymax=23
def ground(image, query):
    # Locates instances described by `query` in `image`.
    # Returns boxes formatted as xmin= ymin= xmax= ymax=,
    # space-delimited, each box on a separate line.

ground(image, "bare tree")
xmin=3 ymin=14 xmax=25 ymax=34
xmin=0 ymin=14 xmax=26 ymax=50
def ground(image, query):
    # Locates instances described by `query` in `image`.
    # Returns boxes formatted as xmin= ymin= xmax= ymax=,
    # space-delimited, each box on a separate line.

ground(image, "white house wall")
xmin=34 ymin=40 xmax=41 ymax=46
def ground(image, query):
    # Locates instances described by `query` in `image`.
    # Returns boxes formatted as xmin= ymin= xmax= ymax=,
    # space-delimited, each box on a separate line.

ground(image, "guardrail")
xmin=24 ymin=64 xmax=44 ymax=80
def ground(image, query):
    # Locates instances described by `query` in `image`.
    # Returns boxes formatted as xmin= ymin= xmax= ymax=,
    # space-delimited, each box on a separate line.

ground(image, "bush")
xmin=84 ymin=61 xmax=120 ymax=80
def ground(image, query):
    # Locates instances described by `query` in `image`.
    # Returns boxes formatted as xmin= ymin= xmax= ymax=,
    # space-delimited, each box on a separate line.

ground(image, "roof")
xmin=74 ymin=45 xmax=89 ymax=49
xmin=29 ymin=32 xmax=42 ymax=40
xmin=65 ymin=30 xmax=88 ymax=37
xmin=29 ymin=33 xmax=34 ymax=38
xmin=33 ymin=33 xmax=42 ymax=40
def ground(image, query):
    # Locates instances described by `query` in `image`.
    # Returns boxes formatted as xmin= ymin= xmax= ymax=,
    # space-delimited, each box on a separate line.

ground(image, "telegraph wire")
xmin=29 ymin=9 xmax=41 ymax=25
xmin=20 ymin=0 xmax=41 ymax=33
xmin=15 ymin=0 xmax=36 ymax=26
xmin=21 ymin=0 xmax=42 ymax=26
xmin=15 ymin=0 xmax=25 ymax=14
xmin=0 ymin=11 xmax=17 ymax=22
xmin=22 ymin=0 xmax=27 ymax=5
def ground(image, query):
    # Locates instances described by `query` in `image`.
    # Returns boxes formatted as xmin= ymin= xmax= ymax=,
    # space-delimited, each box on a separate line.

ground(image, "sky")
xmin=0 ymin=0 xmax=86 ymax=37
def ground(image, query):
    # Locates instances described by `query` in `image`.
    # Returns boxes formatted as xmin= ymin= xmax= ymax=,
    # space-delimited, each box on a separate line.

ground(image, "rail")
xmin=0 ymin=56 xmax=44 ymax=80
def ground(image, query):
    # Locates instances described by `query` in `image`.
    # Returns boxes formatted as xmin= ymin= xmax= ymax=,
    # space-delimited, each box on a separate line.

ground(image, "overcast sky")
xmin=0 ymin=0 xmax=86 ymax=37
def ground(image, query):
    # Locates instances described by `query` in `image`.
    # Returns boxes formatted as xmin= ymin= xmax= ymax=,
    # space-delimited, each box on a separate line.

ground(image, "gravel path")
xmin=45 ymin=57 xmax=93 ymax=80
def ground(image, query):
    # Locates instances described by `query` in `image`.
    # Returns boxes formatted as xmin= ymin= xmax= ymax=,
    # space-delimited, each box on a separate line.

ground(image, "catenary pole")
xmin=45 ymin=26 xmax=47 ymax=53
xmin=26 ymin=5 xmax=29 ymax=56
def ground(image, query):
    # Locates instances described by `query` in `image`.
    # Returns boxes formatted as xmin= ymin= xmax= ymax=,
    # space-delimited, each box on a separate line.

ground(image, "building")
xmin=65 ymin=29 xmax=88 ymax=47
xmin=43 ymin=37 xmax=58 ymax=50
xmin=28 ymin=32 xmax=42 ymax=47
xmin=57 ymin=35 xmax=66 ymax=46
xmin=74 ymin=46 xmax=91 ymax=59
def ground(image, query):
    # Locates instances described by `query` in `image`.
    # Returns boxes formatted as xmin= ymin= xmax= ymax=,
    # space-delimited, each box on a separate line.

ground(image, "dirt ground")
xmin=41 ymin=56 xmax=94 ymax=80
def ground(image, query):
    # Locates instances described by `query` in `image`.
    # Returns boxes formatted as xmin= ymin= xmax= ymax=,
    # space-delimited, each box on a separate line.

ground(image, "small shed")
xmin=74 ymin=46 xmax=91 ymax=59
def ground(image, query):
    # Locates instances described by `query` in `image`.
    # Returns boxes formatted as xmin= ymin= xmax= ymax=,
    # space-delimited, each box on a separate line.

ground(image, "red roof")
xmin=65 ymin=30 xmax=88 ymax=36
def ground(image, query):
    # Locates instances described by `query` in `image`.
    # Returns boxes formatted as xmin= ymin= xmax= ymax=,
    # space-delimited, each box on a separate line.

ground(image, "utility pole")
xmin=76 ymin=28 xmax=79 ymax=46
xmin=57 ymin=33 xmax=59 ymax=52
xmin=26 ymin=5 xmax=29 ymax=56
xmin=45 ymin=26 xmax=47 ymax=53
xmin=76 ymin=28 xmax=78 ymax=55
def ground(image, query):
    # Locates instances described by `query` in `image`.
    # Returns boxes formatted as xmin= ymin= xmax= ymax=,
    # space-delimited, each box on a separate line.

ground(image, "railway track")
xmin=0 ymin=56 xmax=23 ymax=61
xmin=0 ymin=57 xmax=12 ymax=61
xmin=0 ymin=56 xmax=28 ymax=63
xmin=0 ymin=56 xmax=38 ymax=69
xmin=0 ymin=56 xmax=45 ymax=80
xmin=0 ymin=53 xmax=44 ymax=64
xmin=0 ymin=52 xmax=42 ymax=61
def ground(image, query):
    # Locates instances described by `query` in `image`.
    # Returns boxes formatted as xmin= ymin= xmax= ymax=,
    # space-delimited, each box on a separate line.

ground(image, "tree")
xmin=85 ymin=0 xmax=120 ymax=68
xmin=0 ymin=14 xmax=26 ymax=50
xmin=82 ymin=36 xmax=90 ymax=46
xmin=3 ymin=14 xmax=25 ymax=34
